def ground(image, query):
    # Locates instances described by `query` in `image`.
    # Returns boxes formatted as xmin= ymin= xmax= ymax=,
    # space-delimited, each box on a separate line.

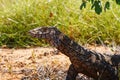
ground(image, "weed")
xmin=0 ymin=0 xmax=120 ymax=48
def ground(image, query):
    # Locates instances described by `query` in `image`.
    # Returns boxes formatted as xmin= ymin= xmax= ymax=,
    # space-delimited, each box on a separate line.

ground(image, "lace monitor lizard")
xmin=29 ymin=27 xmax=119 ymax=80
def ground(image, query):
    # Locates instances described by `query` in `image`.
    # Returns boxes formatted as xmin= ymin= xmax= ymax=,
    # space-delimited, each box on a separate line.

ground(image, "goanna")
xmin=29 ymin=27 xmax=118 ymax=80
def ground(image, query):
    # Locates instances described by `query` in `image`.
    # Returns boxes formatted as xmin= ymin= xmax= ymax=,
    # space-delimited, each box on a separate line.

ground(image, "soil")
xmin=0 ymin=45 xmax=119 ymax=80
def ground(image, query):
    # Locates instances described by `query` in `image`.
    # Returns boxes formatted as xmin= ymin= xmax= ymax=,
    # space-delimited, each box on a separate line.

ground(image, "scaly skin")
xmin=29 ymin=27 xmax=119 ymax=80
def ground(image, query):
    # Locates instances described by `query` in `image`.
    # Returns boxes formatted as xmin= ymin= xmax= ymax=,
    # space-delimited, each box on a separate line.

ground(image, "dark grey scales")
xmin=29 ymin=27 xmax=120 ymax=80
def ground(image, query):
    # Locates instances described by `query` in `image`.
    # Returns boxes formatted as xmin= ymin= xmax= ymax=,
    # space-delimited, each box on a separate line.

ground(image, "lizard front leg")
xmin=66 ymin=64 xmax=78 ymax=80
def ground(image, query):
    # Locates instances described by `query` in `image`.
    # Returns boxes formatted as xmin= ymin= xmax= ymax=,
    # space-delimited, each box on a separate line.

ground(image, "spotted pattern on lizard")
xmin=29 ymin=27 xmax=119 ymax=80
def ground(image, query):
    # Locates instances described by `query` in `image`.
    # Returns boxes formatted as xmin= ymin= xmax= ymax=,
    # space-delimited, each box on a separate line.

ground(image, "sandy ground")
xmin=0 ymin=45 xmax=119 ymax=80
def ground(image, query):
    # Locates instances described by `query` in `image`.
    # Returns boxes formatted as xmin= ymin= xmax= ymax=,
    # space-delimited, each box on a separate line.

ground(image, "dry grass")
xmin=0 ymin=47 xmax=70 ymax=80
xmin=0 ymin=0 xmax=120 ymax=48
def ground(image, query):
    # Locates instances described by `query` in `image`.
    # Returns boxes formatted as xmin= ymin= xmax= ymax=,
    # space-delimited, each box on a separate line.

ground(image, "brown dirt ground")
xmin=0 ymin=45 xmax=119 ymax=80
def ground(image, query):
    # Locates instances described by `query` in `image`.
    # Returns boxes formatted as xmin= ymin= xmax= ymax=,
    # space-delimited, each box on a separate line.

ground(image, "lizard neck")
xmin=46 ymin=30 xmax=87 ymax=58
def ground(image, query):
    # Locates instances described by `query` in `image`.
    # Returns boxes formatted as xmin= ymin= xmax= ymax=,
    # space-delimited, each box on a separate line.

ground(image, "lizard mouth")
xmin=29 ymin=29 xmax=43 ymax=38
xmin=29 ymin=29 xmax=38 ymax=37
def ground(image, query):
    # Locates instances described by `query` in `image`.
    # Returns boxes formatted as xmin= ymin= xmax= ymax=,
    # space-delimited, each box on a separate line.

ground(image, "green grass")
xmin=0 ymin=0 xmax=120 ymax=48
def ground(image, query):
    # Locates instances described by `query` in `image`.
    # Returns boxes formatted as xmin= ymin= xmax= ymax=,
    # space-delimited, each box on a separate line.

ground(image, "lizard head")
xmin=29 ymin=27 xmax=59 ymax=39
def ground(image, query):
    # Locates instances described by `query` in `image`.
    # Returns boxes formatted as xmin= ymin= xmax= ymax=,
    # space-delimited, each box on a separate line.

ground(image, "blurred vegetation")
xmin=80 ymin=0 xmax=120 ymax=14
xmin=0 ymin=0 xmax=120 ymax=48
